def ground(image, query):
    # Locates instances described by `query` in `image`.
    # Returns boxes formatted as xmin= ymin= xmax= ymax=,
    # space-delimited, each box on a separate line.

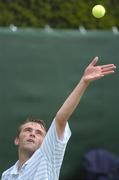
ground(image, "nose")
xmin=29 ymin=130 xmax=36 ymax=138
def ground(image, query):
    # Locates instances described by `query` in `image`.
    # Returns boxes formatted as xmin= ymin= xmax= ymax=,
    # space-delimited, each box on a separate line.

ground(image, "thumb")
xmin=89 ymin=56 xmax=99 ymax=66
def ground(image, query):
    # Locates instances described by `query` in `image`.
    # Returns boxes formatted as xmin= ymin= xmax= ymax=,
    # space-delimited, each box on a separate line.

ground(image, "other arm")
xmin=55 ymin=56 xmax=116 ymax=139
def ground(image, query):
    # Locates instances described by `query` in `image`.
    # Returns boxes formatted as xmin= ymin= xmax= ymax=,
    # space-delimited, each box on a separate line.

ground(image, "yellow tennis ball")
xmin=92 ymin=5 xmax=106 ymax=18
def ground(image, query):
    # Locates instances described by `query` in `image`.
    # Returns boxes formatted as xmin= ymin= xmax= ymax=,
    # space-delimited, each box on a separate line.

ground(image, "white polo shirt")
xmin=1 ymin=119 xmax=71 ymax=180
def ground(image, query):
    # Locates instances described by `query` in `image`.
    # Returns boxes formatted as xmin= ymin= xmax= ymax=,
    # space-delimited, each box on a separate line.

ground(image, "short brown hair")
xmin=16 ymin=117 xmax=46 ymax=137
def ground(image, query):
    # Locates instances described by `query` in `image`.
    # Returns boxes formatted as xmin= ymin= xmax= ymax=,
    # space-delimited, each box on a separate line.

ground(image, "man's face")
xmin=15 ymin=122 xmax=46 ymax=154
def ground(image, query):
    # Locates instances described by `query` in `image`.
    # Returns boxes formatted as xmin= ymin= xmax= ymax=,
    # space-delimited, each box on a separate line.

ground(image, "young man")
xmin=1 ymin=57 xmax=116 ymax=180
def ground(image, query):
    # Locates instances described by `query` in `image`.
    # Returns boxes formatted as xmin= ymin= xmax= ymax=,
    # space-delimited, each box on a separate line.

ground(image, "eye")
xmin=24 ymin=127 xmax=32 ymax=132
xmin=36 ymin=130 xmax=43 ymax=136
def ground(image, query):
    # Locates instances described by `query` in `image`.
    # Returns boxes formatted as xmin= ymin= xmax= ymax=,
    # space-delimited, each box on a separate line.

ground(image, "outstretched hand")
xmin=55 ymin=56 xmax=116 ymax=137
xmin=83 ymin=56 xmax=116 ymax=83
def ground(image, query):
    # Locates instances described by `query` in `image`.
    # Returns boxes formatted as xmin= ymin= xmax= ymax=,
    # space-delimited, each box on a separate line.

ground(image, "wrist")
xmin=81 ymin=76 xmax=90 ymax=87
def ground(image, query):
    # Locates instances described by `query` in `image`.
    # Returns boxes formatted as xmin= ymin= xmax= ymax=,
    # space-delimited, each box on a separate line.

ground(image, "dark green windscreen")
xmin=0 ymin=28 xmax=119 ymax=179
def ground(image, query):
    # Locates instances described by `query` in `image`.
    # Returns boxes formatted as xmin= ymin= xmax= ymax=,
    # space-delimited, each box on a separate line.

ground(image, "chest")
xmin=7 ymin=157 xmax=53 ymax=180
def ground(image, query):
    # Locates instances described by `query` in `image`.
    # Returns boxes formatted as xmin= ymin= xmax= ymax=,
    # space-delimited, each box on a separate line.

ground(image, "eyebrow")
xmin=23 ymin=126 xmax=45 ymax=135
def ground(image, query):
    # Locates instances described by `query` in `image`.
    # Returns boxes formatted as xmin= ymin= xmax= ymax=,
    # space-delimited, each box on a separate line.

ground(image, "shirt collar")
xmin=11 ymin=160 xmax=28 ymax=175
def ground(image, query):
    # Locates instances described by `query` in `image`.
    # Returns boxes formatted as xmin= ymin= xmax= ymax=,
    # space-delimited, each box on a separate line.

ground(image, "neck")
xmin=18 ymin=149 xmax=33 ymax=170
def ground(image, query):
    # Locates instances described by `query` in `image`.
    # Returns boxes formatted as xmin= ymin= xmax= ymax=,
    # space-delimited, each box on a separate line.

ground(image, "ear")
xmin=14 ymin=137 xmax=19 ymax=146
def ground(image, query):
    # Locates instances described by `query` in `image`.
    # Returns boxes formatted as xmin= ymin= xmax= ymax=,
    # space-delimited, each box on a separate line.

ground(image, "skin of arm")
xmin=55 ymin=56 xmax=116 ymax=139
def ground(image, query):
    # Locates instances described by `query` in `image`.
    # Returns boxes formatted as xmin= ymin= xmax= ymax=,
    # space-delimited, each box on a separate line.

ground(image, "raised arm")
xmin=55 ymin=56 xmax=116 ymax=139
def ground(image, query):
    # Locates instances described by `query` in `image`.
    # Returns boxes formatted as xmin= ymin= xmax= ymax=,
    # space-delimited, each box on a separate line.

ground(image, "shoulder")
xmin=47 ymin=118 xmax=71 ymax=143
xmin=1 ymin=164 xmax=15 ymax=178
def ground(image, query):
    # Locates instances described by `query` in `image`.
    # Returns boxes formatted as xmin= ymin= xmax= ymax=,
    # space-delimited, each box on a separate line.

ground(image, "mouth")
xmin=27 ymin=139 xmax=35 ymax=143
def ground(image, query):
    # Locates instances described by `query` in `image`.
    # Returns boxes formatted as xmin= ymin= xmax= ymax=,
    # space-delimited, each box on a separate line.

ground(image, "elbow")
xmin=56 ymin=111 xmax=68 ymax=124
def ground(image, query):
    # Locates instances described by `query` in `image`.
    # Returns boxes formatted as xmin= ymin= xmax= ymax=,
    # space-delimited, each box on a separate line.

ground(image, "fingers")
xmin=101 ymin=64 xmax=116 ymax=73
xmin=102 ymin=71 xmax=115 ymax=76
xmin=89 ymin=57 xmax=116 ymax=71
xmin=101 ymin=64 xmax=116 ymax=69
xmin=101 ymin=64 xmax=116 ymax=76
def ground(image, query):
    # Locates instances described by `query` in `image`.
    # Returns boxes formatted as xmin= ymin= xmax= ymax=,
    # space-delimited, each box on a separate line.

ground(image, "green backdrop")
xmin=0 ymin=28 xmax=119 ymax=179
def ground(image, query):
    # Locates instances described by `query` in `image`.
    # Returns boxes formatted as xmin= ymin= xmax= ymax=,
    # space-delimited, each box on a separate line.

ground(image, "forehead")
xmin=21 ymin=122 xmax=45 ymax=131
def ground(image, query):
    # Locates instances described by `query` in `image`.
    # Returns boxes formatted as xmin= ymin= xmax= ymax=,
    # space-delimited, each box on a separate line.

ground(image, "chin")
xmin=23 ymin=145 xmax=37 ymax=153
